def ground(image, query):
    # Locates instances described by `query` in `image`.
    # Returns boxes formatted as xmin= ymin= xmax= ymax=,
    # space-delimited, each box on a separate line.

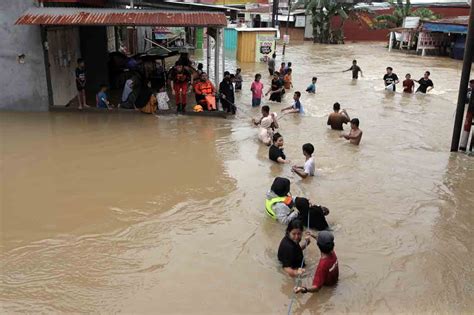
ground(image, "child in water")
xmin=251 ymin=73 xmax=264 ymax=107
xmin=292 ymin=143 xmax=315 ymax=178
xmin=306 ymin=77 xmax=317 ymax=94
xmin=234 ymin=68 xmax=242 ymax=91
xmin=294 ymin=231 xmax=339 ymax=294
xmin=283 ymin=68 xmax=293 ymax=90
xmin=281 ymin=91 xmax=303 ymax=114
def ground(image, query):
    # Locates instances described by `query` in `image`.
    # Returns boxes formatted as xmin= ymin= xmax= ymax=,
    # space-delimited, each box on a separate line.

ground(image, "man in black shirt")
xmin=415 ymin=71 xmax=434 ymax=94
xmin=343 ymin=59 xmax=363 ymax=79
xmin=219 ymin=71 xmax=235 ymax=114
xmin=383 ymin=67 xmax=399 ymax=92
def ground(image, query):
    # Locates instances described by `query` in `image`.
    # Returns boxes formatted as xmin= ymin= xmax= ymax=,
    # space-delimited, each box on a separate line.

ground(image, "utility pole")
xmin=450 ymin=3 xmax=474 ymax=152
xmin=282 ymin=0 xmax=291 ymax=56
xmin=272 ymin=0 xmax=279 ymax=28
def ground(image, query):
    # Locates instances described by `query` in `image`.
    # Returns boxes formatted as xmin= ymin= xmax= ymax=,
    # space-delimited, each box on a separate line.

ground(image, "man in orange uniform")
xmin=194 ymin=72 xmax=217 ymax=111
xmin=169 ymin=64 xmax=192 ymax=113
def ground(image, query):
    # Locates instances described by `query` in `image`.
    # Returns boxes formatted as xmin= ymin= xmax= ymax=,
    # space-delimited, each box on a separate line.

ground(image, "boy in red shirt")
xmin=294 ymin=231 xmax=339 ymax=294
xmin=403 ymin=73 xmax=415 ymax=93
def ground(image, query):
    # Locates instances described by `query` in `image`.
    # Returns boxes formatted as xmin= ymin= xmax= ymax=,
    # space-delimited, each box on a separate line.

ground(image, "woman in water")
xmin=265 ymin=177 xmax=299 ymax=225
xmin=278 ymin=219 xmax=311 ymax=278
xmin=269 ymin=133 xmax=289 ymax=164
xmin=294 ymin=197 xmax=330 ymax=231
xmin=253 ymin=105 xmax=278 ymax=146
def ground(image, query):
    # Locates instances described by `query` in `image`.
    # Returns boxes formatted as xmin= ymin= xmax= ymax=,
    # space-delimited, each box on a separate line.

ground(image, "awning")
xmin=15 ymin=7 xmax=228 ymax=27
xmin=423 ymin=22 xmax=468 ymax=34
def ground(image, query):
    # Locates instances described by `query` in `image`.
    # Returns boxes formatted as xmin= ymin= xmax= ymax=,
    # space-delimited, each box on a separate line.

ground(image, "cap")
xmin=317 ymin=231 xmax=334 ymax=247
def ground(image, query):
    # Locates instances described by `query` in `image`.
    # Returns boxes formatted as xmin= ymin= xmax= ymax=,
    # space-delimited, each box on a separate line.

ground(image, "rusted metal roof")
xmin=426 ymin=16 xmax=469 ymax=26
xmin=15 ymin=7 xmax=228 ymax=27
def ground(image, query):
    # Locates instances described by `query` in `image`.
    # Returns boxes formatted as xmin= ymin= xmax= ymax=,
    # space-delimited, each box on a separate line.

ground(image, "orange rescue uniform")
xmin=194 ymin=80 xmax=217 ymax=110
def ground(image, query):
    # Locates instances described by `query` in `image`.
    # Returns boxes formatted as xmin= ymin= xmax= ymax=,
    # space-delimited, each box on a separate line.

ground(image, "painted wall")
xmin=340 ymin=6 xmax=471 ymax=42
xmin=0 ymin=0 xmax=49 ymax=111
xmin=305 ymin=6 xmax=471 ymax=42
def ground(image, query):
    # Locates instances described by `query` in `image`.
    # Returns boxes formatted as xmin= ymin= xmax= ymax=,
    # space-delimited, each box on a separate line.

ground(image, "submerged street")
xmin=1 ymin=42 xmax=473 ymax=314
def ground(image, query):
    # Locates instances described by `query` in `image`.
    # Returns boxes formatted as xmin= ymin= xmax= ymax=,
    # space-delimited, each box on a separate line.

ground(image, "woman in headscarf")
xmin=294 ymin=197 xmax=330 ymax=231
xmin=265 ymin=177 xmax=299 ymax=225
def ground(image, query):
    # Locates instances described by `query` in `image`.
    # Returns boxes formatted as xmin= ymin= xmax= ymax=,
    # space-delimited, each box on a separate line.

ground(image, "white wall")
xmin=304 ymin=14 xmax=314 ymax=40
xmin=0 ymin=0 xmax=49 ymax=111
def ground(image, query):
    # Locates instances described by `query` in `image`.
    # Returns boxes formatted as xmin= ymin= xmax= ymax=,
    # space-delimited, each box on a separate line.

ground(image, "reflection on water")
xmin=1 ymin=43 xmax=473 ymax=314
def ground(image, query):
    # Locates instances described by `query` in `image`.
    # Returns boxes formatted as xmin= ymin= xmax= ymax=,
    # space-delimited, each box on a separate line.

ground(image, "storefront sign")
xmin=256 ymin=34 xmax=276 ymax=62
xmin=295 ymin=16 xmax=305 ymax=28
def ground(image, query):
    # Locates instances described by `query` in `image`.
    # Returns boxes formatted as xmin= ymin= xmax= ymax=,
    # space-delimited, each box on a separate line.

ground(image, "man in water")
xmin=294 ymin=231 xmax=339 ymax=294
xmin=343 ymin=59 xmax=363 ymax=79
xmin=383 ymin=67 xmax=399 ymax=92
xmin=327 ymin=102 xmax=350 ymax=130
xmin=268 ymin=53 xmax=276 ymax=76
xmin=219 ymin=71 xmax=235 ymax=114
xmin=415 ymin=71 xmax=434 ymax=94
xmin=340 ymin=118 xmax=363 ymax=145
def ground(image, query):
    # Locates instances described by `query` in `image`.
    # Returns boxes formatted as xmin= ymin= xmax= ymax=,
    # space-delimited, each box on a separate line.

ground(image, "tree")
xmin=306 ymin=0 xmax=351 ymax=44
xmin=374 ymin=0 xmax=440 ymax=29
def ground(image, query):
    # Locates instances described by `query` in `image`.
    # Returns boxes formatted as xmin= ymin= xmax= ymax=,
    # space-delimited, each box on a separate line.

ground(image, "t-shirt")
xmin=278 ymin=235 xmax=305 ymax=269
xmin=383 ymin=73 xmax=399 ymax=91
xmin=75 ymin=67 xmax=86 ymax=83
xmin=251 ymin=81 xmax=264 ymax=99
xmin=96 ymin=91 xmax=108 ymax=108
xmin=327 ymin=113 xmax=349 ymax=130
xmin=269 ymin=145 xmax=286 ymax=162
xmin=283 ymin=74 xmax=292 ymax=89
xmin=350 ymin=65 xmax=361 ymax=79
xmin=293 ymin=100 xmax=302 ymax=113
xmin=403 ymin=79 xmax=414 ymax=93
xmin=304 ymin=157 xmax=315 ymax=176
xmin=312 ymin=251 xmax=339 ymax=289
xmin=306 ymin=83 xmax=316 ymax=93
xmin=271 ymin=78 xmax=283 ymax=92
xmin=416 ymin=78 xmax=434 ymax=93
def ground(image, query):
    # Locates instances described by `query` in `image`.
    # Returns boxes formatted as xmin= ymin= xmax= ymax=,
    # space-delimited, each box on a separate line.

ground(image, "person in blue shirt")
xmin=282 ymin=91 xmax=303 ymax=114
xmin=306 ymin=77 xmax=317 ymax=94
xmin=96 ymin=84 xmax=112 ymax=109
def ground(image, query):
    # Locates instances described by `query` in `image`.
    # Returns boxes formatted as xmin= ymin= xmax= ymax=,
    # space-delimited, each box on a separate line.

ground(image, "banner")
xmin=256 ymin=34 xmax=276 ymax=62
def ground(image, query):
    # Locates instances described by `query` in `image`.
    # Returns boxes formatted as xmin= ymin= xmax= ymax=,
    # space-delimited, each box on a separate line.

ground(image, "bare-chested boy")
xmin=340 ymin=118 xmax=363 ymax=145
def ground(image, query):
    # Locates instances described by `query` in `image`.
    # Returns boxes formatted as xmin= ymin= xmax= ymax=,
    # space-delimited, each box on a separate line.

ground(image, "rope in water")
xmin=287 ymin=209 xmax=311 ymax=315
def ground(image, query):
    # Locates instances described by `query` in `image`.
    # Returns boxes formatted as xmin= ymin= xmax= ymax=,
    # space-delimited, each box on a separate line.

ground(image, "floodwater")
xmin=1 ymin=43 xmax=473 ymax=314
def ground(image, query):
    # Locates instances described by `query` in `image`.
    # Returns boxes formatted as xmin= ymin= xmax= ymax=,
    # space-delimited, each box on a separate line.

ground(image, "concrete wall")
xmin=0 ymin=0 xmax=49 ymax=111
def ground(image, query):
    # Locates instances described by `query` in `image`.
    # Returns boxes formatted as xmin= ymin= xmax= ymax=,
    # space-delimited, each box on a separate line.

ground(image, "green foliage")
xmin=305 ymin=0 xmax=353 ymax=44
xmin=374 ymin=0 xmax=441 ymax=29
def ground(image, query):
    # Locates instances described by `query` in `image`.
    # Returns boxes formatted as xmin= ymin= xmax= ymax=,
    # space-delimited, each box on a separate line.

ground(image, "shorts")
xmin=252 ymin=98 xmax=261 ymax=107
xmin=268 ymin=69 xmax=274 ymax=76
xmin=76 ymin=83 xmax=85 ymax=91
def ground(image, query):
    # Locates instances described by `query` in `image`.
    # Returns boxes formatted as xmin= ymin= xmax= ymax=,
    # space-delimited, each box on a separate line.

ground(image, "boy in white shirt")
xmin=156 ymin=86 xmax=170 ymax=110
xmin=292 ymin=143 xmax=315 ymax=178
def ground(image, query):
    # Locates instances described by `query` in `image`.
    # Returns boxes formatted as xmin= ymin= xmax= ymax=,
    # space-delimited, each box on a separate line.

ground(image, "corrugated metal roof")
xmin=427 ymin=15 xmax=469 ymax=25
xmin=15 ymin=7 xmax=228 ymax=27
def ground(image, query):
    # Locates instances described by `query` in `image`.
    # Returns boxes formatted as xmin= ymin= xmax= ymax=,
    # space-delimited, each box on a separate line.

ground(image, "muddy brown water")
xmin=1 ymin=43 xmax=473 ymax=314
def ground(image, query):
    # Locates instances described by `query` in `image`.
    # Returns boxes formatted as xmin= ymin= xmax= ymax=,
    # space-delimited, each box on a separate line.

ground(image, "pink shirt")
xmin=251 ymin=81 xmax=264 ymax=99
